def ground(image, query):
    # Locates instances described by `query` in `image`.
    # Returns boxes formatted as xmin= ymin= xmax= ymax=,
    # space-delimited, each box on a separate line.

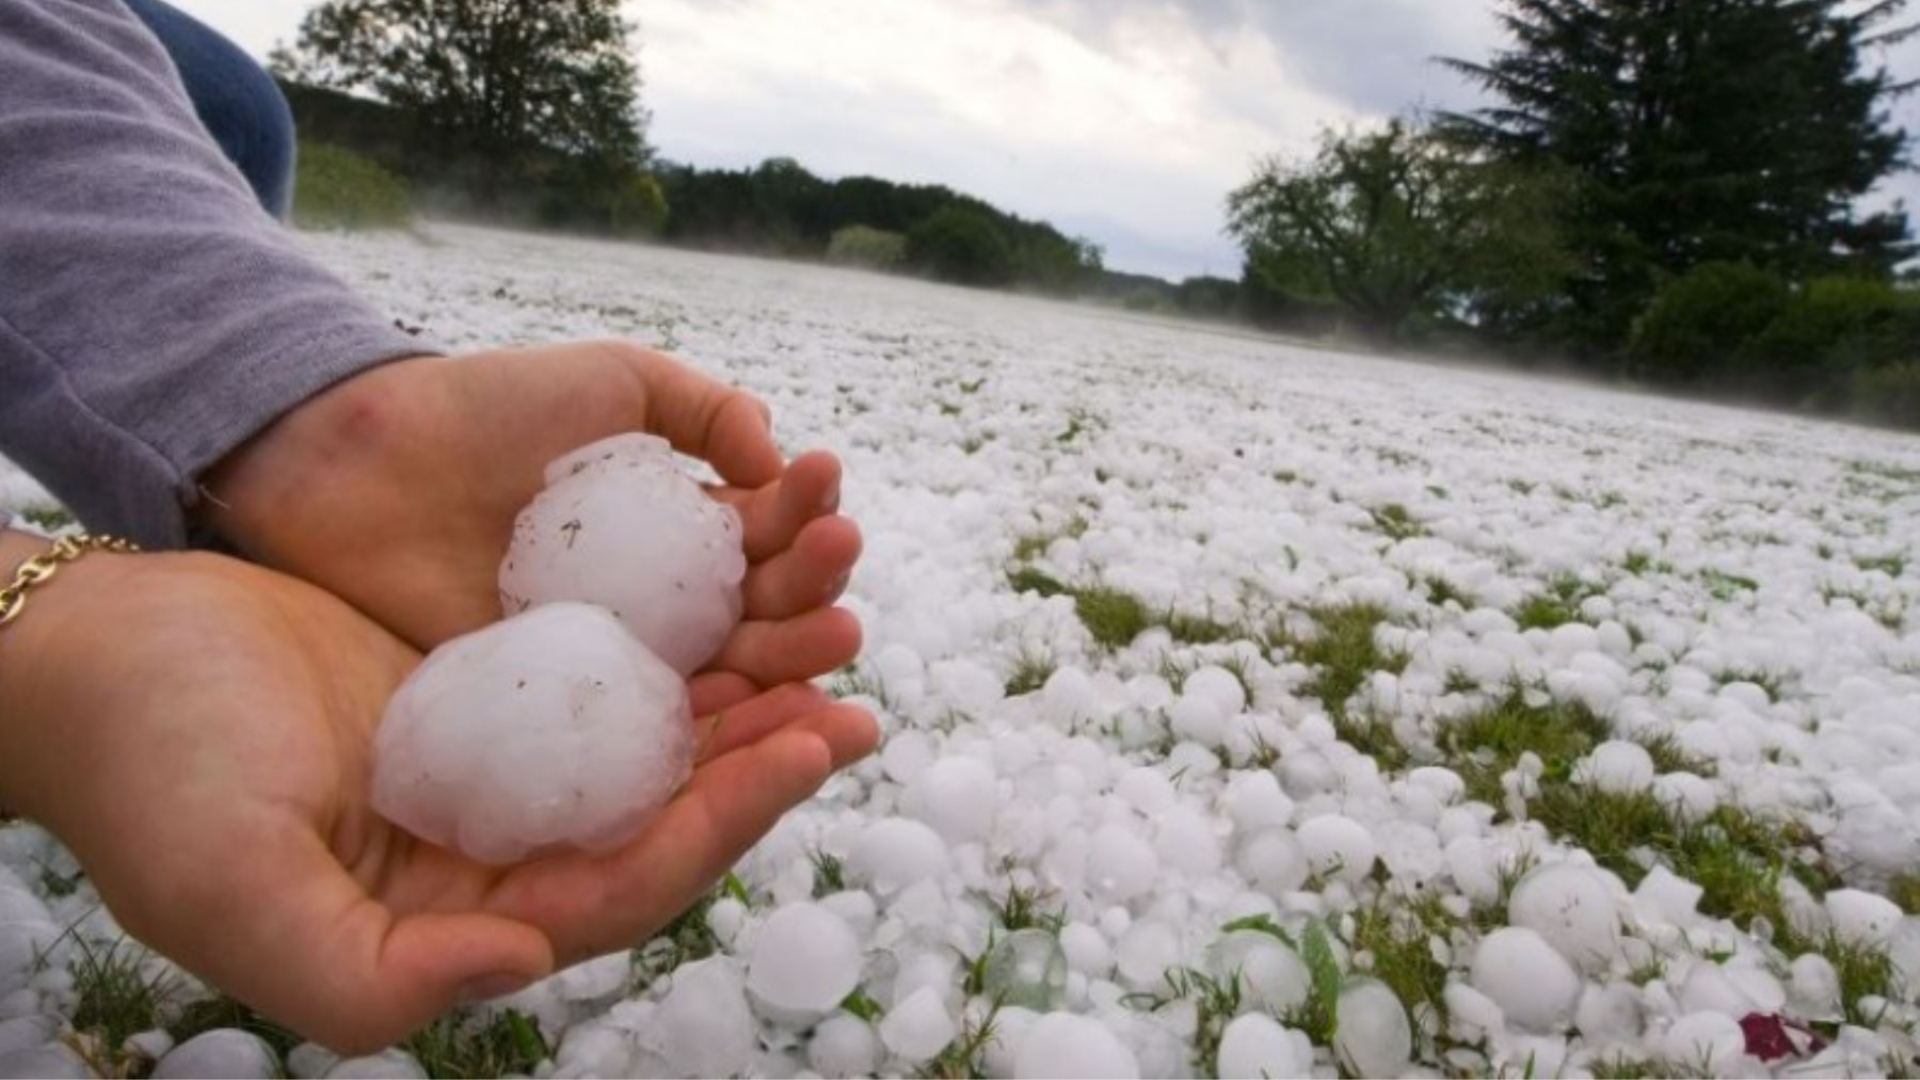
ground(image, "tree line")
xmin=272 ymin=0 xmax=1102 ymax=294
xmin=1226 ymin=0 xmax=1920 ymax=426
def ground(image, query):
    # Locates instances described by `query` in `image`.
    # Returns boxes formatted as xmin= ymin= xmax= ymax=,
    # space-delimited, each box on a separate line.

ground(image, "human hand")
xmin=201 ymin=342 xmax=863 ymax=694
xmin=0 ymin=536 xmax=877 ymax=1052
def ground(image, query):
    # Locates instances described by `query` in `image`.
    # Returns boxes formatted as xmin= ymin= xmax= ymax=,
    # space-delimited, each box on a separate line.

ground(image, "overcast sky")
xmin=169 ymin=0 xmax=1919 ymax=280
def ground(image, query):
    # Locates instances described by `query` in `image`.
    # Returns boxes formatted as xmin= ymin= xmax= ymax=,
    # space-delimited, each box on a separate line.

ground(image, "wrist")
xmin=0 ymin=531 xmax=142 ymax=822
xmin=198 ymin=357 xmax=443 ymax=561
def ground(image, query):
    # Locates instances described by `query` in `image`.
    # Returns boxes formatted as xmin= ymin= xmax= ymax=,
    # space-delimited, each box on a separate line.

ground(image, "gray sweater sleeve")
xmin=0 ymin=0 xmax=434 ymax=549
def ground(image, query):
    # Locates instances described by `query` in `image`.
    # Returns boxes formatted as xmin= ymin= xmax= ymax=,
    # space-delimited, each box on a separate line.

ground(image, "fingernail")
xmin=817 ymin=477 xmax=841 ymax=515
xmin=458 ymin=973 xmax=533 ymax=1005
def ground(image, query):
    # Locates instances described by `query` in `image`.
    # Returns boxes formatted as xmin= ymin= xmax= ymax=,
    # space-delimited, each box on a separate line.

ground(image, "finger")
xmin=782 ymin=701 xmax=882 ymax=770
xmin=688 ymin=671 xmax=760 ymax=717
xmin=695 ymin=686 xmax=858 ymax=762
xmin=710 ymin=451 xmax=844 ymax=562
xmin=707 ymin=607 xmax=863 ymax=687
xmin=168 ymin=822 xmax=552 ymax=1055
xmin=628 ymin=351 xmax=783 ymax=488
xmin=742 ymin=516 xmax=861 ymax=620
xmin=488 ymin=725 xmax=840 ymax=963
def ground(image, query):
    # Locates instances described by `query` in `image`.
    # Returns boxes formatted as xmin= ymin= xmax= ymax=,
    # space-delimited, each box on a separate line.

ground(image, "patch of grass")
xmin=1273 ymin=469 xmax=1299 ymax=484
xmin=170 ymin=997 xmax=301 ymax=1064
xmin=840 ymin=989 xmax=883 ymax=1022
xmin=810 ymin=849 xmax=845 ymax=898
xmin=1891 ymin=874 xmax=1920 ymax=915
xmin=1158 ymin=653 xmax=1204 ymax=694
xmin=1275 ymin=604 xmax=1411 ymax=767
xmin=1280 ymin=604 xmax=1406 ymax=717
xmin=1424 ymin=576 xmax=1473 ymax=608
xmin=1820 ymin=585 xmax=1908 ymax=632
xmin=1161 ymin=608 xmax=1237 ymax=646
xmin=827 ymin=665 xmax=896 ymax=711
xmin=1858 ymin=554 xmax=1907 ymax=577
xmin=406 ymin=1009 xmax=549 ymax=1079
xmin=1011 ymin=533 xmax=1050 ymax=563
xmin=1701 ymin=569 xmax=1760 ymax=601
xmin=1637 ymin=732 xmax=1719 ymax=777
xmin=632 ymin=887 xmax=725 ymax=988
xmin=1529 ymin=785 xmax=1834 ymax=938
xmin=1006 ymin=566 xmax=1071 ymax=599
xmin=1714 ymin=668 xmax=1786 ymax=703
xmin=1056 ymin=410 xmax=1095 ymax=444
xmin=1369 ymin=504 xmax=1426 ymax=542
xmin=1216 ymin=654 xmax=1258 ymax=707
xmin=1513 ymin=593 xmax=1575 ymax=630
xmin=18 ymin=503 xmax=75 ymax=531
xmin=1121 ymin=967 xmax=1243 ymax=1077
xmin=1441 ymin=692 xmax=1611 ymax=805
xmin=1446 ymin=695 xmax=1805 ymax=935
xmin=1592 ymin=1056 xmax=1655 ymax=1080
xmin=1004 ymin=648 xmax=1057 ymax=697
xmin=1622 ymin=551 xmax=1655 ymax=576
xmin=293 ymin=141 xmax=412 ymax=231
xmin=1816 ymin=933 xmax=1898 ymax=1026
xmin=917 ymin=1002 xmax=1001 ymax=1080
xmin=1011 ymin=517 xmax=1088 ymax=562
xmin=1337 ymin=712 xmax=1413 ymax=772
xmin=1075 ymin=586 xmax=1153 ymax=650
xmin=1848 ymin=459 xmax=1920 ymax=485
xmin=69 ymin=935 xmax=181 ymax=1075
xmin=1351 ymin=896 xmax=1454 ymax=1029
xmin=992 ymin=882 xmax=1066 ymax=934
xmin=1514 ymin=574 xmax=1602 ymax=630
xmin=1009 ymin=542 xmax=1244 ymax=653
xmin=37 ymin=859 xmax=84 ymax=899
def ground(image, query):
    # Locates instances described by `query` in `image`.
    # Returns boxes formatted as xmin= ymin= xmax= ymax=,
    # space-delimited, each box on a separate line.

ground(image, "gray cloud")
xmin=1023 ymin=0 xmax=1504 ymax=117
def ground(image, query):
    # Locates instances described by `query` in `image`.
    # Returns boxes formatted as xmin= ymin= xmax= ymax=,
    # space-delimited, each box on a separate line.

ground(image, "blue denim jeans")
xmin=125 ymin=0 xmax=295 ymax=219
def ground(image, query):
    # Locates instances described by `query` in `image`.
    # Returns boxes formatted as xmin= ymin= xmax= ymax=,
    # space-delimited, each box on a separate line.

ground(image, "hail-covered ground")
xmin=3 ymin=223 xmax=1920 ymax=1080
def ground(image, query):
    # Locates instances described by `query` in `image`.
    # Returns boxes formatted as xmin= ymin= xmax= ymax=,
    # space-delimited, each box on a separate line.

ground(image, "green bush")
xmin=1754 ymin=276 xmax=1920 ymax=395
xmin=826 ymin=225 xmax=907 ymax=270
xmin=1627 ymin=261 xmax=1789 ymax=384
xmin=606 ymin=171 xmax=670 ymax=237
xmin=1121 ymin=286 xmax=1173 ymax=314
xmin=1845 ymin=359 xmax=1920 ymax=430
xmin=291 ymin=142 xmax=412 ymax=231
xmin=905 ymin=206 xmax=1015 ymax=286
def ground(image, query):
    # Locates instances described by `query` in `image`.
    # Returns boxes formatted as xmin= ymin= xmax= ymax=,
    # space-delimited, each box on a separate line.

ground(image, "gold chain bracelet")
xmin=0 ymin=534 xmax=142 ymax=630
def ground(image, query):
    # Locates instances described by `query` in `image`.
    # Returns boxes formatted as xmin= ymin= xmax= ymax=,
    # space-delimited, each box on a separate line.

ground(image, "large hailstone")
xmin=372 ymin=603 xmax=693 ymax=865
xmin=500 ymin=434 xmax=746 ymax=676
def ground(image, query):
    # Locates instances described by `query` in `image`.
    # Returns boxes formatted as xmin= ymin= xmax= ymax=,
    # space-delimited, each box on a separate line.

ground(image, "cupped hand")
xmin=0 ymin=542 xmax=878 ymax=1053
xmin=201 ymin=342 xmax=863 ymax=690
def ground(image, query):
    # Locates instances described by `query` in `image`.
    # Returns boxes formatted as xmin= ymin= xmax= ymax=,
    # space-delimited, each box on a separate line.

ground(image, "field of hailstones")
xmin=4 ymin=221 xmax=1920 ymax=1080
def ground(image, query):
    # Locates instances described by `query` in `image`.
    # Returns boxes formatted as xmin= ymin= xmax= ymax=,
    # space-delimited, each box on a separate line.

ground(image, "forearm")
xmin=0 ymin=0 xmax=434 ymax=550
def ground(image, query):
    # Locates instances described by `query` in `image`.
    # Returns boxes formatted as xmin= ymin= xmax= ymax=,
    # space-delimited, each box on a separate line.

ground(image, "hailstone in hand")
xmin=371 ymin=603 xmax=693 ymax=865
xmin=499 ymin=433 xmax=746 ymax=675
